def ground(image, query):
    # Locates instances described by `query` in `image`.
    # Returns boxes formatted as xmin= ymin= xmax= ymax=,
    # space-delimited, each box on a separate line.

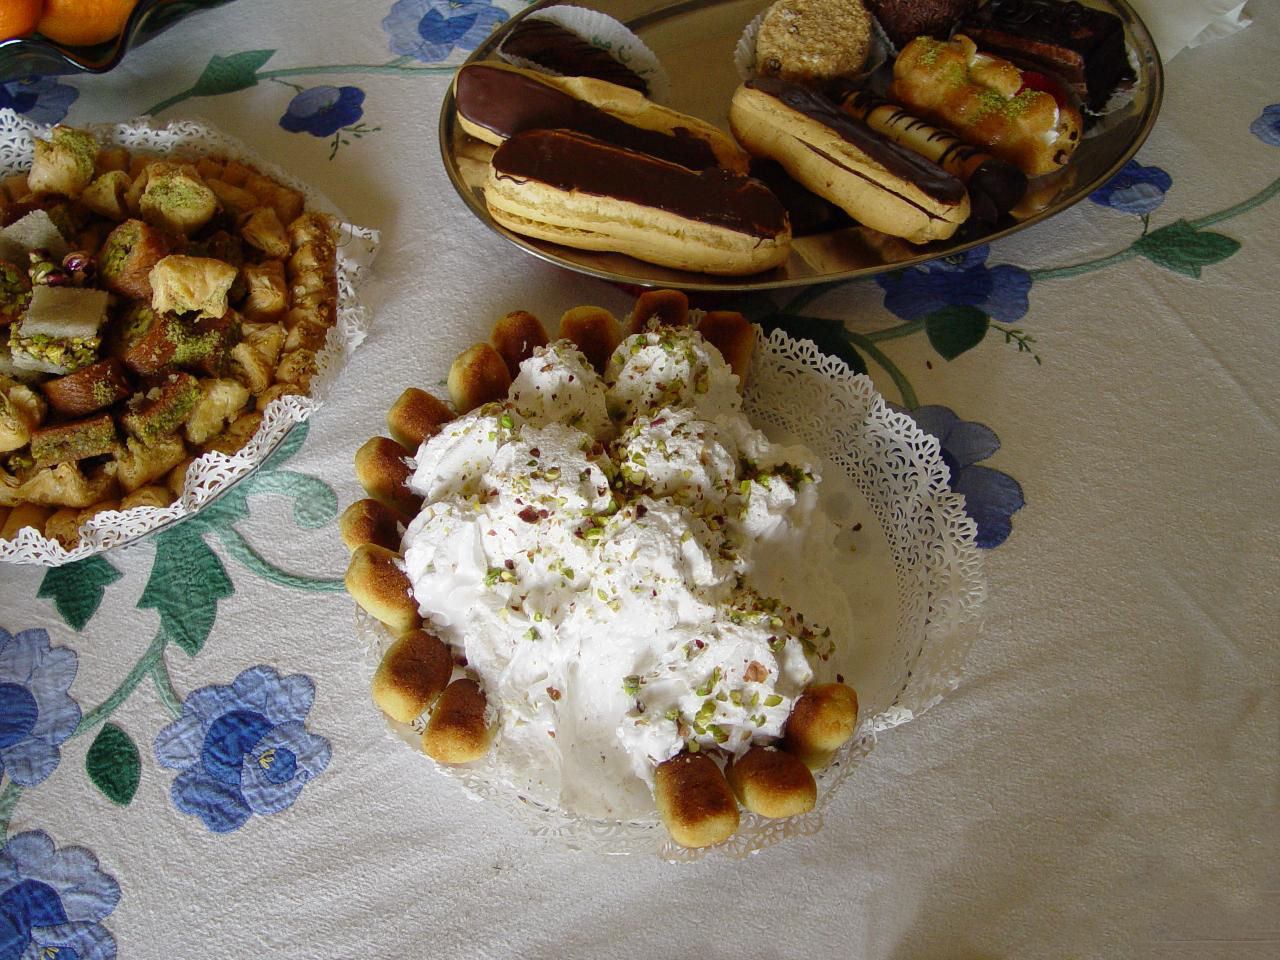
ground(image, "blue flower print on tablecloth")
xmin=154 ymin=666 xmax=331 ymax=833
xmin=383 ymin=0 xmax=509 ymax=62
xmin=0 ymin=77 xmax=78 ymax=125
xmin=0 ymin=830 xmax=120 ymax=960
xmin=0 ymin=627 xmax=80 ymax=789
xmin=279 ymin=85 xmax=366 ymax=137
xmin=1251 ymin=104 xmax=1280 ymax=146
xmin=1089 ymin=158 xmax=1173 ymax=215
xmin=877 ymin=246 xmax=1032 ymax=324
xmin=907 ymin=405 xmax=1025 ymax=549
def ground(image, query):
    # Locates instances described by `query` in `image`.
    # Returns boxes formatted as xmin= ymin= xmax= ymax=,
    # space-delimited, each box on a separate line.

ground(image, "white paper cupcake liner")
xmin=498 ymin=4 xmax=670 ymax=105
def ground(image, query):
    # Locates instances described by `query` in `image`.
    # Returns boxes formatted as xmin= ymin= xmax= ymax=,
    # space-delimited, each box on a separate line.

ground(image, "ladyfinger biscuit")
xmin=730 ymin=79 xmax=970 ymax=244
xmin=344 ymin=543 xmax=421 ymax=634
xmin=696 ymin=311 xmax=754 ymax=384
xmin=339 ymin=498 xmax=402 ymax=553
xmin=387 ymin=388 xmax=454 ymax=451
xmin=448 ymin=343 xmax=511 ymax=414
xmin=626 ymin=289 xmax=688 ymax=336
xmin=372 ymin=629 xmax=453 ymax=724
xmin=422 ymin=678 xmax=491 ymax=764
xmin=455 ymin=62 xmax=749 ymax=174
xmin=353 ymin=436 xmax=421 ymax=517
xmin=726 ymin=745 xmax=817 ymax=818
xmin=485 ymin=130 xmax=791 ymax=277
xmin=490 ymin=310 xmax=549 ymax=377
xmin=785 ymin=682 xmax=859 ymax=764
xmin=559 ymin=306 xmax=621 ymax=373
xmin=654 ymin=752 xmax=740 ymax=848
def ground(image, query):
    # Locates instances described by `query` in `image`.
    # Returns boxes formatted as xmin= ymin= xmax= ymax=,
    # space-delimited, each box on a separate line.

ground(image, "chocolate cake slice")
xmin=959 ymin=0 xmax=1135 ymax=112
xmin=500 ymin=17 xmax=649 ymax=95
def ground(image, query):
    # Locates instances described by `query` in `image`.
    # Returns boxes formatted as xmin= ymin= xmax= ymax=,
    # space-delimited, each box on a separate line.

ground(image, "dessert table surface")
xmin=0 ymin=1 xmax=1276 ymax=958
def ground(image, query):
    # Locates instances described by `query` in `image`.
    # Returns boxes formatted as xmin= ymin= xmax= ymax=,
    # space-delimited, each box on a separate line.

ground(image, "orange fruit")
xmin=0 ymin=0 xmax=43 ymax=41
xmin=37 ymin=0 xmax=138 ymax=47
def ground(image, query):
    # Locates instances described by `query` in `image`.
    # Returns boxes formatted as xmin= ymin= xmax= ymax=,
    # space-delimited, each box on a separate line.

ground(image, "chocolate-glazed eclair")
xmin=829 ymin=84 xmax=1026 ymax=223
xmin=484 ymin=129 xmax=791 ymax=276
xmin=500 ymin=17 xmax=650 ymax=95
xmin=455 ymin=62 xmax=749 ymax=174
xmin=729 ymin=78 xmax=970 ymax=244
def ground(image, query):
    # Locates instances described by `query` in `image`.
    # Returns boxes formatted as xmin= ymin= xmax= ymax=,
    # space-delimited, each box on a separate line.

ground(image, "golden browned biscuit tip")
xmin=785 ymin=682 xmax=859 ymax=761
xmin=697 ymin=311 xmax=755 ymax=385
xmin=372 ymin=629 xmax=454 ymax=724
xmin=344 ymin=543 xmax=421 ymax=634
xmin=726 ymin=745 xmax=817 ymax=818
xmin=2 ymin=503 xmax=54 ymax=540
xmin=422 ymin=678 xmax=491 ymax=764
xmin=559 ymin=306 xmax=621 ymax=373
xmin=339 ymin=498 xmax=402 ymax=553
xmin=448 ymin=343 xmax=511 ymax=414
xmin=490 ymin=310 xmax=550 ymax=377
xmin=654 ymin=752 xmax=741 ymax=848
xmin=353 ymin=436 xmax=421 ymax=517
xmin=626 ymin=289 xmax=689 ymax=335
xmin=387 ymin=388 xmax=455 ymax=452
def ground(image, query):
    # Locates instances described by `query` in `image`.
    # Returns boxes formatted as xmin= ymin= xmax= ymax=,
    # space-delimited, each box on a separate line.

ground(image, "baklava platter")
xmin=0 ymin=114 xmax=378 ymax=564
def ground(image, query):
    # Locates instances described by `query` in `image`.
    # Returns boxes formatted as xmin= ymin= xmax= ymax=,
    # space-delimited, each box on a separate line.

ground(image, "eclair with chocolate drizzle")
xmin=729 ymin=78 xmax=970 ymax=244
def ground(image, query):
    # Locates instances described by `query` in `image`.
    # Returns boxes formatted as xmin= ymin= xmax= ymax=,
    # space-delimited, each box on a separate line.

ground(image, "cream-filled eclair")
xmin=729 ymin=79 xmax=970 ymax=244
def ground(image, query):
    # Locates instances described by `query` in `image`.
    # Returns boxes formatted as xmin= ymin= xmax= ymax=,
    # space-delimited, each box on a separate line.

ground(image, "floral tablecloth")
xmin=1 ymin=1 xmax=1276 ymax=958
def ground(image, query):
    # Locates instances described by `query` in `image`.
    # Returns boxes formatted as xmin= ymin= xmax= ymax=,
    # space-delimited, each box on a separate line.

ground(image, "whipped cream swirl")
xmin=402 ymin=327 xmax=852 ymax=817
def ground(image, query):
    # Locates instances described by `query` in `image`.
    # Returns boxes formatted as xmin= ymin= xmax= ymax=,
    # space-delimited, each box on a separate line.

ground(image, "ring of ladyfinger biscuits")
xmin=730 ymin=78 xmax=970 ymax=245
xmin=454 ymin=61 xmax=750 ymax=174
xmin=350 ymin=297 xmax=860 ymax=848
xmin=484 ymin=129 xmax=792 ymax=277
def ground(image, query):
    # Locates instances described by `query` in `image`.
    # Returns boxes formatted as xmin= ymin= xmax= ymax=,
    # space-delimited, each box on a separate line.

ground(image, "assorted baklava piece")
xmin=0 ymin=124 xmax=340 ymax=550
xmin=343 ymin=290 xmax=860 ymax=849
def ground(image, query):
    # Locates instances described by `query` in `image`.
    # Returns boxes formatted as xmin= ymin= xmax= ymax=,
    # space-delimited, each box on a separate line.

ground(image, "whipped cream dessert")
xmin=401 ymin=326 xmax=856 ymax=818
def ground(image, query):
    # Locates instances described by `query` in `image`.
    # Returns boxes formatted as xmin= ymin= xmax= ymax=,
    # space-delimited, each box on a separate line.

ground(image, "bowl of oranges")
xmin=0 ymin=0 xmax=234 ymax=82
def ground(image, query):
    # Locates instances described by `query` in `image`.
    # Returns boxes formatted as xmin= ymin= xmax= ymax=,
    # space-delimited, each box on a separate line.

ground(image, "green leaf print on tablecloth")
xmin=1132 ymin=220 xmax=1242 ymax=278
xmin=924 ymin=306 xmax=990 ymax=361
xmin=4 ymin=421 xmax=343 ymax=840
xmin=86 ymin=723 xmax=141 ymax=806
xmin=37 ymin=556 xmax=122 ymax=631
xmin=138 ymin=531 xmax=234 ymax=656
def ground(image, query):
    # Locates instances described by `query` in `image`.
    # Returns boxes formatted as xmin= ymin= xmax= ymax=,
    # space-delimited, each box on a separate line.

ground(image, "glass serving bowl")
xmin=0 ymin=0 xmax=235 ymax=83
xmin=357 ymin=328 xmax=987 ymax=859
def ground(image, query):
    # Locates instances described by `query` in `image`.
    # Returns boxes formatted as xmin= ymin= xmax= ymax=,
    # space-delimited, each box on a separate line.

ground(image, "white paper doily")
xmin=356 ymin=327 xmax=985 ymax=860
xmin=0 ymin=112 xmax=379 ymax=566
